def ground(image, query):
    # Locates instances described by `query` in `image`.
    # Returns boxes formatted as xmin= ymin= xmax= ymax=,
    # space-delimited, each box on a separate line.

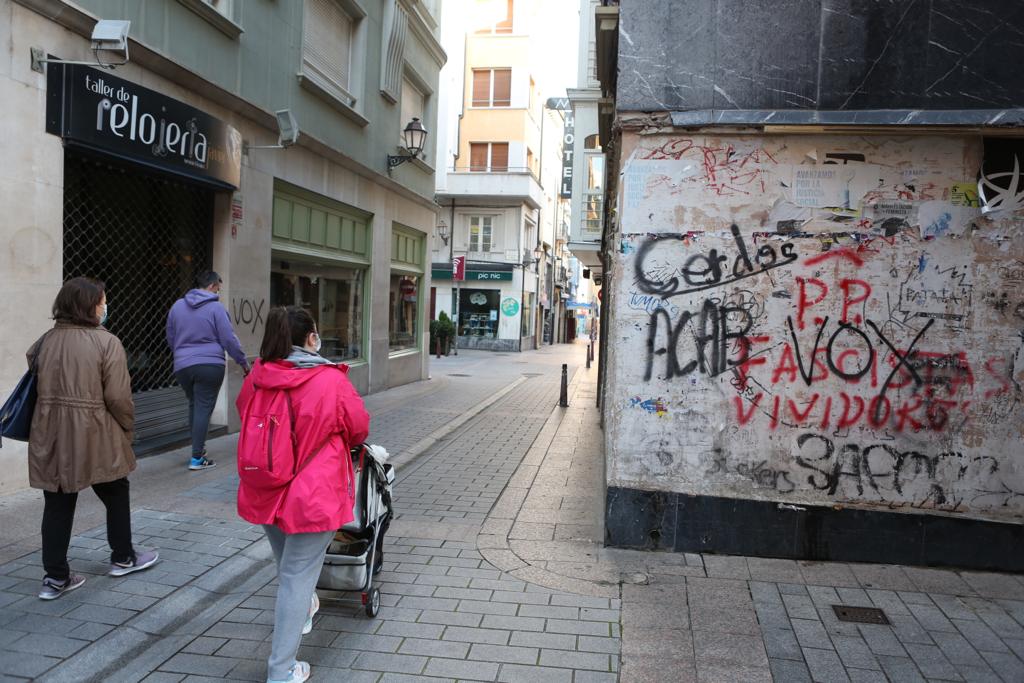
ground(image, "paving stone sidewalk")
xmin=143 ymin=370 xmax=622 ymax=683
xmin=0 ymin=345 xmax=624 ymax=682
xmin=477 ymin=365 xmax=1024 ymax=683
xmin=4 ymin=343 xmax=1024 ymax=682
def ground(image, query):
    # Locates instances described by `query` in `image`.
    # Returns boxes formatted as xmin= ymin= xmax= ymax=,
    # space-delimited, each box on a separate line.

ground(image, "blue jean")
xmin=175 ymin=363 xmax=224 ymax=457
xmin=262 ymin=525 xmax=333 ymax=680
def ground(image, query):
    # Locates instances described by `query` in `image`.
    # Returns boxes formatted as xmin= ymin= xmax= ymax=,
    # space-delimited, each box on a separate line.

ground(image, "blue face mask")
xmin=99 ymin=304 xmax=108 ymax=326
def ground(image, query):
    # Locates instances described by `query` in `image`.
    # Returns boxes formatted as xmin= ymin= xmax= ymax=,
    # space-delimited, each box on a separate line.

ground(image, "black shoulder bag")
xmin=0 ymin=333 xmax=49 ymax=446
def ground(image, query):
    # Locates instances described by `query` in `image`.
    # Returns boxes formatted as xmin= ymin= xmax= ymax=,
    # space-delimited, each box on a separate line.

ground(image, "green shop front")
xmin=270 ymin=183 xmax=371 ymax=369
xmin=431 ymin=262 xmax=522 ymax=352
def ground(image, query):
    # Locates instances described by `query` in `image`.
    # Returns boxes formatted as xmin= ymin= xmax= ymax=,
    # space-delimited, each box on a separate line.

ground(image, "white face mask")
xmin=98 ymin=304 xmax=108 ymax=326
xmin=311 ymin=333 xmax=322 ymax=354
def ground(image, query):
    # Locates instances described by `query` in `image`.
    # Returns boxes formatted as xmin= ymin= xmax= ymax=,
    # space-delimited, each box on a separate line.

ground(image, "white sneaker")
xmin=267 ymin=661 xmax=310 ymax=683
xmin=302 ymin=593 xmax=319 ymax=635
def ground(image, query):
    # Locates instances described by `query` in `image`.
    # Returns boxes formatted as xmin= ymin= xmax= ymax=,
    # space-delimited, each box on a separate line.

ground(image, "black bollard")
xmin=559 ymin=363 xmax=569 ymax=407
xmin=586 ymin=342 xmax=591 ymax=369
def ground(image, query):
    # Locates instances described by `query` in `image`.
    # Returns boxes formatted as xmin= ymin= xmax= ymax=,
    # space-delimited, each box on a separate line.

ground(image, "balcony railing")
xmin=449 ymin=165 xmax=535 ymax=175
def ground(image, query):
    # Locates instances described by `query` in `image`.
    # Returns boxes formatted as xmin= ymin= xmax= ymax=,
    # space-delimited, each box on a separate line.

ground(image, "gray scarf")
xmin=285 ymin=346 xmax=335 ymax=369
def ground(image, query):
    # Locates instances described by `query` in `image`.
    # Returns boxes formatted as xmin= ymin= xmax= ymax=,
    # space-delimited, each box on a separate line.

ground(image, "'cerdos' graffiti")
xmin=633 ymin=225 xmax=797 ymax=298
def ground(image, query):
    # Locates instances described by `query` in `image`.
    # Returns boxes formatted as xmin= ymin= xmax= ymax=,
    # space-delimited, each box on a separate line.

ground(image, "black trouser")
xmin=175 ymin=363 xmax=225 ymax=458
xmin=42 ymin=478 xmax=134 ymax=581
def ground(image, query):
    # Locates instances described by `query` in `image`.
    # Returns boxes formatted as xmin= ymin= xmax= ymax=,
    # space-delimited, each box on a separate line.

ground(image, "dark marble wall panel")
xmin=617 ymin=0 xmax=1024 ymax=112
xmin=921 ymin=0 xmax=1024 ymax=108
xmin=818 ymin=0 xmax=933 ymax=109
xmin=617 ymin=0 xmax=717 ymax=111
xmin=713 ymin=0 xmax=821 ymax=110
xmin=605 ymin=486 xmax=1024 ymax=571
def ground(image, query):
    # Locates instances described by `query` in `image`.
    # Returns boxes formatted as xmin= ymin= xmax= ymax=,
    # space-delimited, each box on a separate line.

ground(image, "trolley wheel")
xmin=365 ymin=587 xmax=381 ymax=618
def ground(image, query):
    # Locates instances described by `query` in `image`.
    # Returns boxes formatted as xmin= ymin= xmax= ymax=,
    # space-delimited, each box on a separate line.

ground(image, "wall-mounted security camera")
xmin=31 ymin=19 xmax=132 ymax=73
xmin=245 ymin=109 xmax=300 ymax=154
xmin=90 ymin=20 xmax=131 ymax=55
xmin=275 ymin=109 xmax=300 ymax=148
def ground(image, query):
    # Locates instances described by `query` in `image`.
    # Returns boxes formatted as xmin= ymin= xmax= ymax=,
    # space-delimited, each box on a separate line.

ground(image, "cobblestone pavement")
xmin=0 ymin=345 xmax=625 ymax=682
xmin=478 ymin=365 xmax=1024 ymax=683
xmin=3 ymin=343 xmax=1024 ymax=682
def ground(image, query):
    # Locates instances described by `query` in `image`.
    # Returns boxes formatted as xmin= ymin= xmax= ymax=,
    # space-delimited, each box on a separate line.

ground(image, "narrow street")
xmin=3 ymin=344 xmax=1024 ymax=682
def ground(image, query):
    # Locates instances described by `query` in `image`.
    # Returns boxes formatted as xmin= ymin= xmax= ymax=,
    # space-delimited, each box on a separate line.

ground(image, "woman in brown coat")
xmin=29 ymin=277 xmax=158 ymax=600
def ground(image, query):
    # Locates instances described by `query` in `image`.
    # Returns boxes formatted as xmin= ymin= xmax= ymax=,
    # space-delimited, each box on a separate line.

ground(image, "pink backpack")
xmin=237 ymin=387 xmax=299 ymax=490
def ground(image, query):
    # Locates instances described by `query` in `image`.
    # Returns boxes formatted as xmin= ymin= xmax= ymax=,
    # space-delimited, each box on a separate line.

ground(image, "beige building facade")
xmin=0 ymin=0 xmax=444 ymax=493
xmin=432 ymin=0 xmax=570 ymax=350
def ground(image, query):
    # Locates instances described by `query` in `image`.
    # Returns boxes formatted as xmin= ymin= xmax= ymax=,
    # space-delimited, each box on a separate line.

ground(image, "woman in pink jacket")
xmin=236 ymin=306 xmax=369 ymax=683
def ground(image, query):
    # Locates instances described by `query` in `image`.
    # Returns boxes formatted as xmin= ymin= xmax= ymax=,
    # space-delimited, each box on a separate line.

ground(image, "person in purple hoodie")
xmin=166 ymin=271 xmax=250 ymax=471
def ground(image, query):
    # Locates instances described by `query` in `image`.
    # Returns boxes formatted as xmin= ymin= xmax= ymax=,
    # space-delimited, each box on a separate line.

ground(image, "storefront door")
xmin=63 ymin=152 xmax=214 ymax=452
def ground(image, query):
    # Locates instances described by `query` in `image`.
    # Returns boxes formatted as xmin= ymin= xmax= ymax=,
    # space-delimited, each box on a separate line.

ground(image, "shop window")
xmin=458 ymin=289 xmax=500 ymax=337
xmin=271 ymin=267 xmax=366 ymax=362
xmin=471 ymin=68 xmax=511 ymax=107
xmin=469 ymin=142 xmax=509 ymax=172
xmin=469 ymin=216 xmax=493 ymax=252
xmin=389 ymin=273 xmax=420 ymax=351
xmin=521 ymin=292 xmax=535 ymax=336
xmin=302 ymin=0 xmax=366 ymax=111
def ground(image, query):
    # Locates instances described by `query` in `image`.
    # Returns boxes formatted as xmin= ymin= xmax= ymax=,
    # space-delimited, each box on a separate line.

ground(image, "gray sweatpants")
xmin=262 ymin=525 xmax=333 ymax=681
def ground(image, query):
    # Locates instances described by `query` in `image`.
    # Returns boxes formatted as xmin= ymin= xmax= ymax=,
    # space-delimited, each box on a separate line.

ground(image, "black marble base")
xmin=605 ymin=486 xmax=1024 ymax=572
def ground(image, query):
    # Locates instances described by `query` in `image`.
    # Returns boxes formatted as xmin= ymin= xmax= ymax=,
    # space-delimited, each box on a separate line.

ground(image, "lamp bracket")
xmin=387 ymin=153 xmax=419 ymax=174
xmin=31 ymin=46 xmax=127 ymax=73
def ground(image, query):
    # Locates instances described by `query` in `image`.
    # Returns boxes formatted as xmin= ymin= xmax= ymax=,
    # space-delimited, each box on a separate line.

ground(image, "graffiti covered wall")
xmin=607 ymin=133 xmax=1024 ymax=522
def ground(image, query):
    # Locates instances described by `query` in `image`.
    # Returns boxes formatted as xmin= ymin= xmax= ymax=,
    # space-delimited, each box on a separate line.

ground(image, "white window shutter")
xmin=304 ymin=0 xmax=353 ymax=93
xmin=380 ymin=0 xmax=409 ymax=102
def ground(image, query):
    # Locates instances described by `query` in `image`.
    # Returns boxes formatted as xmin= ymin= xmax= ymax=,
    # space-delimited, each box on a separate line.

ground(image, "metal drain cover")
xmin=832 ymin=605 xmax=890 ymax=625
xmin=448 ymin=373 xmax=472 ymax=377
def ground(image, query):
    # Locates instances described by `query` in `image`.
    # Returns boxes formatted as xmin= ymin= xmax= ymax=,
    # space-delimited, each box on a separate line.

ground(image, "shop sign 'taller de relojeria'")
xmin=46 ymin=63 xmax=242 ymax=189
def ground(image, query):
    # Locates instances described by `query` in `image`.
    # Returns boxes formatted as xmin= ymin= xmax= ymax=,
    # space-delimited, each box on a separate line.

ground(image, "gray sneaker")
xmin=38 ymin=573 xmax=86 ymax=600
xmin=109 ymin=549 xmax=159 ymax=577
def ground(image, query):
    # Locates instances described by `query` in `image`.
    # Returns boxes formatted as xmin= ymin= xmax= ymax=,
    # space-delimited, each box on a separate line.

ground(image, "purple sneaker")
xmin=109 ymin=548 xmax=159 ymax=577
xmin=38 ymin=573 xmax=86 ymax=600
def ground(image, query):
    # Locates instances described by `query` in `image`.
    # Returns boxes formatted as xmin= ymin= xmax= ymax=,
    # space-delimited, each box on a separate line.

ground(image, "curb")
xmin=388 ymin=375 xmax=529 ymax=471
xmin=38 ymin=528 xmax=275 ymax=683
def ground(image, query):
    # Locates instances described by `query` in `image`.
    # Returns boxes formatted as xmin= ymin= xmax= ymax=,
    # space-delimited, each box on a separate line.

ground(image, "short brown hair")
xmin=53 ymin=277 xmax=106 ymax=326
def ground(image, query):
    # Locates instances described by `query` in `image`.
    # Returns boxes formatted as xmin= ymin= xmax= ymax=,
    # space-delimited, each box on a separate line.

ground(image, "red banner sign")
xmin=452 ymin=255 xmax=466 ymax=281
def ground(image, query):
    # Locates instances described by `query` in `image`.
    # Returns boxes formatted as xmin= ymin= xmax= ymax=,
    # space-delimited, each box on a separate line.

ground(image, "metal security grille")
xmin=63 ymin=152 xmax=213 ymax=445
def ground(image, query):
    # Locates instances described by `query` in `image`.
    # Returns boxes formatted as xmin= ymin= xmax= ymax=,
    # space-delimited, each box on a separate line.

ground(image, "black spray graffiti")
xmin=793 ymin=433 xmax=1004 ymax=506
xmin=644 ymin=298 xmax=755 ymax=381
xmin=231 ymin=297 xmax=266 ymax=335
xmin=706 ymin=453 xmax=795 ymax=493
xmin=633 ymin=225 xmax=797 ymax=299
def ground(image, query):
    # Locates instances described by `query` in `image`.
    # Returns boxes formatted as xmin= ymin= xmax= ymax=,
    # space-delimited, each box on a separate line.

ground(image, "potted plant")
xmin=430 ymin=311 xmax=456 ymax=355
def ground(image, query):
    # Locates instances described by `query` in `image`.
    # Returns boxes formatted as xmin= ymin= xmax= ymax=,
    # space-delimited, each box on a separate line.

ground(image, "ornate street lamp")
xmin=387 ymin=117 xmax=428 ymax=175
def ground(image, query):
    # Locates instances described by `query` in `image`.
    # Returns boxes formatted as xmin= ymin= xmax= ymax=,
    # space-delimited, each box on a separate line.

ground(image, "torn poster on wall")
xmin=782 ymin=164 xmax=881 ymax=210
